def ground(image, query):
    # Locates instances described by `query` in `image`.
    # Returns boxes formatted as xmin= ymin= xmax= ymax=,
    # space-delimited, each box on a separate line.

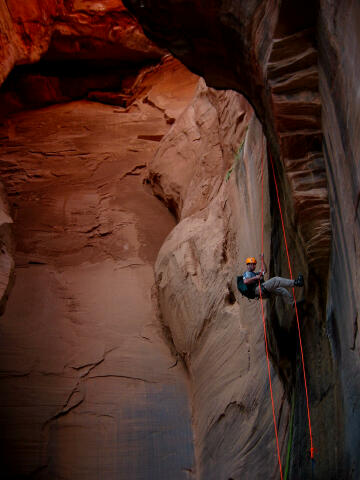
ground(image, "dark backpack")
xmin=236 ymin=275 xmax=256 ymax=299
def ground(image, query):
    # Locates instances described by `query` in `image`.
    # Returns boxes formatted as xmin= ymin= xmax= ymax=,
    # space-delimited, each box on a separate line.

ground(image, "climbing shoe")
xmin=294 ymin=274 xmax=304 ymax=287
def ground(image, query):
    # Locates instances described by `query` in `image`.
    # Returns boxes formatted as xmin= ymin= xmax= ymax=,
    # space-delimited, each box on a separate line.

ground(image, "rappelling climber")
xmin=237 ymin=254 xmax=304 ymax=303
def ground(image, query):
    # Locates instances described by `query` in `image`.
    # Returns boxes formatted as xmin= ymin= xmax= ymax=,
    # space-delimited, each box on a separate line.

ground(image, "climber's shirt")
xmin=243 ymin=271 xmax=267 ymax=297
xmin=243 ymin=271 xmax=259 ymax=281
xmin=242 ymin=271 xmax=258 ymax=296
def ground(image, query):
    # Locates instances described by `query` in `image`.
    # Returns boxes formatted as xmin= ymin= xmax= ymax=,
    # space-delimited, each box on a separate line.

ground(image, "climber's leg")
xmin=272 ymin=286 xmax=294 ymax=305
xmin=263 ymin=276 xmax=294 ymax=289
xmin=262 ymin=277 xmax=295 ymax=305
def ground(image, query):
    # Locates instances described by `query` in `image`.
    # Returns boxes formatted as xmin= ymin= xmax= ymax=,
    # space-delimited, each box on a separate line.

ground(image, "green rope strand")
xmin=225 ymin=129 xmax=247 ymax=182
xmin=284 ymin=392 xmax=296 ymax=480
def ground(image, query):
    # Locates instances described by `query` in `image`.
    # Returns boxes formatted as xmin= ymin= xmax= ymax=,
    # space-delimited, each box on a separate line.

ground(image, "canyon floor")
xmin=0 ymin=61 xmax=197 ymax=479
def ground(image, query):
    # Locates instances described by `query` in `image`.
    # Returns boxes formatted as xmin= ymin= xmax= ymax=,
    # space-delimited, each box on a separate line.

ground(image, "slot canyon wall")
xmin=0 ymin=0 xmax=359 ymax=479
xmin=151 ymin=83 xmax=290 ymax=479
xmin=0 ymin=2 xmax=201 ymax=479
xmin=122 ymin=0 xmax=359 ymax=478
xmin=0 ymin=57 xmax=201 ymax=479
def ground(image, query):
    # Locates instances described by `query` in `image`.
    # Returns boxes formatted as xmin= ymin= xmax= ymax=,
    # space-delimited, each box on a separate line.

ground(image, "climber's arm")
xmin=243 ymin=274 xmax=262 ymax=285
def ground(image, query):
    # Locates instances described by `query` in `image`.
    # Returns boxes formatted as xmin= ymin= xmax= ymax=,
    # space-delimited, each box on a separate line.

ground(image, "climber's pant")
xmin=255 ymin=276 xmax=295 ymax=305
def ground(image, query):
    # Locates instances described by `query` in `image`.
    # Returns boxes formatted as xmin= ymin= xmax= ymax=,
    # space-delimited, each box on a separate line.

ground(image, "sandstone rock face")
xmin=0 ymin=60 xmax=197 ymax=479
xmin=0 ymin=53 xmax=195 ymax=118
xmin=0 ymin=184 xmax=14 ymax=314
xmin=151 ymin=84 xmax=289 ymax=479
xmin=122 ymin=1 xmax=357 ymax=478
xmin=148 ymin=79 xmax=252 ymax=220
xmin=124 ymin=0 xmax=277 ymax=120
xmin=0 ymin=66 xmax=128 ymax=117
xmin=0 ymin=0 xmax=164 ymax=86
xmin=45 ymin=0 xmax=165 ymax=63
xmin=124 ymin=0 xmax=331 ymax=275
xmin=318 ymin=1 xmax=360 ymax=477
xmin=267 ymin=24 xmax=330 ymax=274
xmin=1 ymin=0 xmax=359 ymax=478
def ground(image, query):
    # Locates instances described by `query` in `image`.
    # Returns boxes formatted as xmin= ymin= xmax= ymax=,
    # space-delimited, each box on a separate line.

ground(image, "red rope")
xmin=259 ymin=154 xmax=283 ymax=479
xmin=268 ymin=152 xmax=314 ymax=459
xmin=259 ymin=284 xmax=284 ymax=479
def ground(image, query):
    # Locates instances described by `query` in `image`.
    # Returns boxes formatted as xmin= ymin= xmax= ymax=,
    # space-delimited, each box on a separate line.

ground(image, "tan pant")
xmin=255 ymin=276 xmax=295 ymax=305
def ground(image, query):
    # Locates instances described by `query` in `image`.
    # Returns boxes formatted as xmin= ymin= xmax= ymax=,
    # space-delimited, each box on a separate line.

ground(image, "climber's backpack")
xmin=236 ymin=275 xmax=256 ymax=300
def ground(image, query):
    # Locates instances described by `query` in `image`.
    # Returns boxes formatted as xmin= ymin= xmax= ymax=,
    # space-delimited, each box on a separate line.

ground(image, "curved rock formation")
xmin=124 ymin=0 xmax=330 ymax=274
xmin=123 ymin=0 xmax=360 ymax=478
xmin=151 ymin=82 xmax=290 ymax=478
xmin=148 ymin=80 xmax=252 ymax=220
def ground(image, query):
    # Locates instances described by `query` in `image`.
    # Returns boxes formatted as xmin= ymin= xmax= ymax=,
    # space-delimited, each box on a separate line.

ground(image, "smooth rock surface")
xmin=148 ymin=79 xmax=252 ymax=221
xmin=121 ymin=2 xmax=355 ymax=477
xmin=0 ymin=60 xmax=197 ymax=479
xmin=152 ymin=83 xmax=290 ymax=479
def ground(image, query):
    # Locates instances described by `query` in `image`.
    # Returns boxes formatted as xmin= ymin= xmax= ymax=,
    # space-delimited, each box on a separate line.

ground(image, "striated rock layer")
xmin=318 ymin=1 xmax=360 ymax=477
xmin=0 ymin=59 xmax=197 ymax=479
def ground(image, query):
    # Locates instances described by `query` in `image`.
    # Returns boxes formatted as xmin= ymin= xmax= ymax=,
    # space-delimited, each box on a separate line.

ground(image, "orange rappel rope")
xmin=259 ymin=153 xmax=283 ymax=479
xmin=268 ymin=152 xmax=314 ymax=460
xmin=258 ymin=150 xmax=315 ymax=479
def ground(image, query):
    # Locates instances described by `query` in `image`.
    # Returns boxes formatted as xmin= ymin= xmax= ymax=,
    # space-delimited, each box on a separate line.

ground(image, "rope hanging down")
xmin=258 ymin=153 xmax=283 ymax=479
xmin=258 ymin=149 xmax=315 ymax=479
xmin=268 ymin=152 xmax=314 ymax=460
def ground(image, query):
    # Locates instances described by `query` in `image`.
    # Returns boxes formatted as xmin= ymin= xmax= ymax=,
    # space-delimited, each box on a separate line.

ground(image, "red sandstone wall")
xmin=122 ymin=1 xmax=360 ymax=478
xmin=1 ymin=0 xmax=360 ymax=478
xmin=0 ymin=58 xmax=198 ymax=480
xmin=0 ymin=0 xmax=164 ymax=86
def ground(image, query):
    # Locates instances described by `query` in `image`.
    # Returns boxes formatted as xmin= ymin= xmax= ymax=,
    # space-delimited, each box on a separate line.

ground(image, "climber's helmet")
xmin=246 ymin=257 xmax=257 ymax=265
